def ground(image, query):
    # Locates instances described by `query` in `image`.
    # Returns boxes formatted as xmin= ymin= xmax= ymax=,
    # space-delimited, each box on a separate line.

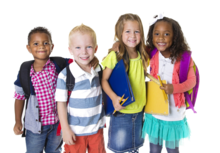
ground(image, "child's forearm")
xmin=102 ymin=79 xmax=117 ymax=101
xmin=14 ymin=99 xmax=25 ymax=123
xmin=57 ymin=102 xmax=71 ymax=131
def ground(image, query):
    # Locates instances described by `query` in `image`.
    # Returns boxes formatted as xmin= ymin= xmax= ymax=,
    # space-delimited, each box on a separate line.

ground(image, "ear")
xmin=26 ymin=45 xmax=31 ymax=53
xmin=51 ymin=44 xmax=54 ymax=52
xmin=68 ymin=47 xmax=73 ymax=55
xmin=95 ymin=45 xmax=98 ymax=53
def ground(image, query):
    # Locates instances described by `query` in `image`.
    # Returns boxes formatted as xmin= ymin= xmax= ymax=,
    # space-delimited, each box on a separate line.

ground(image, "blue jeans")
xmin=108 ymin=111 xmax=144 ymax=153
xmin=26 ymin=122 xmax=62 ymax=153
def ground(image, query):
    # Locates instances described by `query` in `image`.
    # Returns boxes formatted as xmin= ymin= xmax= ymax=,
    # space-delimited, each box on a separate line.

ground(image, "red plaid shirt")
xmin=14 ymin=59 xmax=58 ymax=126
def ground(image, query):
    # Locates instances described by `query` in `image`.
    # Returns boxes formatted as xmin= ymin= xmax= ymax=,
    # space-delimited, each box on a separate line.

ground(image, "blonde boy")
xmin=55 ymin=24 xmax=106 ymax=153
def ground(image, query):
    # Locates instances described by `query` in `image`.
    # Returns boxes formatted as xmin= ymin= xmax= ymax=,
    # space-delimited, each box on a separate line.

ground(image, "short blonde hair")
xmin=69 ymin=24 xmax=97 ymax=47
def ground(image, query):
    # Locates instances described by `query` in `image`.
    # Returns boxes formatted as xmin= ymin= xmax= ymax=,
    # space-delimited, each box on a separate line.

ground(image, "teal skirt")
xmin=142 ymin=114 xmax=190 ymax=149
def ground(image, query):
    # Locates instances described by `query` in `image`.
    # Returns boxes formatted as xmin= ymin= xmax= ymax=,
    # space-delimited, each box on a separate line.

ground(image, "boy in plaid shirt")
xmin=13 ymin=27 xmax=98 ymax=153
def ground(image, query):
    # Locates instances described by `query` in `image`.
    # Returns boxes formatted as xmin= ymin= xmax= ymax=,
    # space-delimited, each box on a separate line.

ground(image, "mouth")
xmin=80 ymin=57 xmax=89 ymax=60
xmin=157 ymin=43 xmax=166 ymax=46
xmin=128 ymin=40 xmax=136 ymax=43
xmin=37 ymin=51 xmax=47 ymax=54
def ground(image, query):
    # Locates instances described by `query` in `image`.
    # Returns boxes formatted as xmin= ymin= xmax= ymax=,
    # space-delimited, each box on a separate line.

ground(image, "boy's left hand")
xmin=90 ymin=56 xmax=99 ymax=68
xmin=160 ymin=84 xmax=173 ymax=94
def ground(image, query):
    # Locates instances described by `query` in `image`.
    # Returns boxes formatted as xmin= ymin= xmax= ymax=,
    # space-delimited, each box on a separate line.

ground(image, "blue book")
xmin=103 ymin=59 xmax=135 ymax=115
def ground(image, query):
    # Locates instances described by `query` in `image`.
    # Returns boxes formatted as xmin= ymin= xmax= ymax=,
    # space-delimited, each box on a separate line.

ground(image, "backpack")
xmin=149 ymin=48 xmax=199 ymax=113
xmin=19 ymin=57 xmax=69 ymax=137
xmin=56 ymin=64 xmax=103 ymax=136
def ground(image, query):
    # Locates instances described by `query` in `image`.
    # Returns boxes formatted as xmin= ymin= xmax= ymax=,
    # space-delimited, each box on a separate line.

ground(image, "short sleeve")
xmin=101 ymin=51 xmax=118 ymax=70
xmin=55 ymin=68 xmax=68 ymax=102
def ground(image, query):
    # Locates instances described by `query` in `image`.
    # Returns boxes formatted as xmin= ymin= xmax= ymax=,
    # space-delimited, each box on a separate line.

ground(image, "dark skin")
xmin=13 ymin=32 xmax=99 ymax=135
xmin=112 ymin=42 xmax=173 ymax=94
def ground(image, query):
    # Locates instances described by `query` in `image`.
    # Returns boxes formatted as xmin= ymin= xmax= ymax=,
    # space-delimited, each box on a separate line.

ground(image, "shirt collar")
xmin=70 ymin=62 xmax=101 ymax=79
xmin=30 ymin=59 xmax=53 ymax=76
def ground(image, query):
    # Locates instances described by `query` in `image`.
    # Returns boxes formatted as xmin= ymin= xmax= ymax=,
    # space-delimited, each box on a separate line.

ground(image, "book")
xmin=145 ymin=80 xmax=169 ymax=115
xmin=103 ymin=59 xmax=135 ymax=115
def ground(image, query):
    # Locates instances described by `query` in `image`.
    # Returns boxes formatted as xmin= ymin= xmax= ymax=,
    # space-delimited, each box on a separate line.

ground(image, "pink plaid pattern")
xmin=14 ymin=92 xmax=25 ymax=100
xmin=29 ymin=59 xmax=58 ymax=126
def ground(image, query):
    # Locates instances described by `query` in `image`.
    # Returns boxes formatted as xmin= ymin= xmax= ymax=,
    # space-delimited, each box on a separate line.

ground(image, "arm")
xmin=173 ymin=59 xmax=196 ymax=93
xmin=102 ymin=67 xmax=125 ymax=111
xmin=57 ymin=102 xmax=76 ymax=145
xmin=161 ymin=59 xmax=196 ymax=94
xmin=13 ymin=99 xmax=25 ymax=135
xmin=90 ymin=56 xmax=99 ymax=68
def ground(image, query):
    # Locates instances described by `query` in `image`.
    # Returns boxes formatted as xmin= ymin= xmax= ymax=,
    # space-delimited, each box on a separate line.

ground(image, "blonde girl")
xmin=102 ymin=13 xmax=149 ymax=153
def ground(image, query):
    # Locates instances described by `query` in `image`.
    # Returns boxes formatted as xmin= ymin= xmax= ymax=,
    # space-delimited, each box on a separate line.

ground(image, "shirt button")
xmin=163 ymin=64 xmax=165 ymax=66
xmin=36 ymin=119 xmax=38 ymax=121
xmin=38 ymin=131 xmax=41 ymax=133
xmin=36 ymin=106 xmax=39 ymax=108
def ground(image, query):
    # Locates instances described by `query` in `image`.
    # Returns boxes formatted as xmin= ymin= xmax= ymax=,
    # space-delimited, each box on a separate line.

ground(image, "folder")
xmin=145 ymin=80 xmax=169 ymax=115
xmin=103 ymin=59 xmax=135 ymax=115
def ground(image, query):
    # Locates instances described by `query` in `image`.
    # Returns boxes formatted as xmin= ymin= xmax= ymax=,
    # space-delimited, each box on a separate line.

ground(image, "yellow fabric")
xmin=101 ymin=51 xmax=146 ymax=114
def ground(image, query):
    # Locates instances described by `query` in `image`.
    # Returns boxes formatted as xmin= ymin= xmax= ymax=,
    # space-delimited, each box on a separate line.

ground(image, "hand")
xmin=63 ymin=128 xmax=76 ymax=145
xmin=112 ymin=96 xmax=126 ymax=111
xmin=160 ymin=84 xmax=174 ymax=94
xmin=13 ymin=122 xmax=23 ymax=135
xmin=90 ymin=56 xmax=99 ymax=69
xmin=112 ymin=41 xmax=120 ymax=52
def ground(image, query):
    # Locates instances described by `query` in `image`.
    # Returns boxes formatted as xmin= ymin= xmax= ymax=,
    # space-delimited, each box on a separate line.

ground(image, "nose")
xmin=38 ymin=43 xmax=45 ymax=49
xmin=159 ymin=34 xmax=164 ymax=40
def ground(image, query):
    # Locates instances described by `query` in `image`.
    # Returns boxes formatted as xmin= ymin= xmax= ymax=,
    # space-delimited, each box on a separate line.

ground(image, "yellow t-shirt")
xmin=101 ymin=51 xmax=146 ymax=114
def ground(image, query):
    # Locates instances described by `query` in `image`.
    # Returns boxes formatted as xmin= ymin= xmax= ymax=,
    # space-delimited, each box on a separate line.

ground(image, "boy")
xmin=55 ymin=24 xmax=106 ymax=153
xmin=13 ymin=27 xmax=98 ymax=153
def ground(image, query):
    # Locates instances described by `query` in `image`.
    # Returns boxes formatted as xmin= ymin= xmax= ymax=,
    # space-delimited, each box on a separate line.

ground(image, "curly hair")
xmin=146 ymin=17 xmax=190 ymax=63
xmin=109 ymin=13 xmax=149 ymax=73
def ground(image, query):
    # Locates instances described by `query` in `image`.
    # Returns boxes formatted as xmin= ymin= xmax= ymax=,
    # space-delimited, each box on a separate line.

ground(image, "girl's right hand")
xmin=13 ymin=122 xmax=23 ymax=135
xmin=112 ymin=96 xmax=126 ymax=111
xmin=63 ymin=128 xmax=76 ymax=145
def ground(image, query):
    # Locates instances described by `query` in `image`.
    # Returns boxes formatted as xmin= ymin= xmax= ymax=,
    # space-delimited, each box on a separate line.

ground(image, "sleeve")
xmin=101 ymin=51 xmax=118 ymax=70
xmin=14 ymin=72 xmax=26 ymax=100
xmin=55 ymin=68 xmax=68 ymax=102
xmin=173 ymin=58 xmax=196 ymax=93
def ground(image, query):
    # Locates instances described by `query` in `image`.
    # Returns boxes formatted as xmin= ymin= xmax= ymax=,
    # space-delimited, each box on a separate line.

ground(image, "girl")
xmin=102 ymin=13 xmax=149 ymax=153
xmin=142 ymin=15 xmax=196 ymax=153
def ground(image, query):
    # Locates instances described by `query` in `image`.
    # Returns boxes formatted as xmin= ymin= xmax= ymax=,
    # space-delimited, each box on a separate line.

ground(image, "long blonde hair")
xmin=110 ymin=13 xmax=149 ymax=73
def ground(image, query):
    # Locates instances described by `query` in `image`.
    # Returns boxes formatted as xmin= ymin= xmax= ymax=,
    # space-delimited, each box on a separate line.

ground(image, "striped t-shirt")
xmin=55 ymin=62 xmax=105 ymax=136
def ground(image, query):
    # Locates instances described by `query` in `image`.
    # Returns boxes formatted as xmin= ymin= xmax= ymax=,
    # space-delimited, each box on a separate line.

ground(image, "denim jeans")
xmin=108 ymin=111 xmax=144 ymax=153
xmin=26 ymin=122 xmax=62 ymax=153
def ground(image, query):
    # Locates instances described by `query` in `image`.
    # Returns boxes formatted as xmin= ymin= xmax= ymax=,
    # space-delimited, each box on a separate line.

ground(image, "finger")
xmin=73 ymin=135 xmax=76 ymax=141
xmin=160 ymin=86 xmax=165 ymax=90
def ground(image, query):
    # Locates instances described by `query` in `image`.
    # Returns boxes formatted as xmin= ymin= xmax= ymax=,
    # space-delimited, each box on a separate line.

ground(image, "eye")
xmin=76 ymin=47 xmax=80 ymax=49
xmin=125 ymin=30 xmax=130 ymax=33
xmin=135 ymin=31 xmax=140 ymax=33
xmin=44 ymin=42 xmax=49 ymax=45
xmin=87 ymin=46 xmax=92 ymax=49
xmin=154 ymin=33 xmax=159 ymax=36
xmin=164 ymin=33 xmax=169 ymax=36
xmin=34 ymin=43 xmax=38 ymax=46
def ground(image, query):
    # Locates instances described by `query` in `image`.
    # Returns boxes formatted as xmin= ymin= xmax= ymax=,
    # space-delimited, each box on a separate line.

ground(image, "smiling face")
xmin=153 ymin=21 xmax=173 ymax=57
xmin=69 ymin=32 xmax=97 ymax=71
xmin=122 ymin=20 xmax=141 ymax=51
xmin=27 ymin=32 xmax=53 ymax=61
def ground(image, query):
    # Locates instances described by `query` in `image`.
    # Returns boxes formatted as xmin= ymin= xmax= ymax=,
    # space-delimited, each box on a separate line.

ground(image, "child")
xmin=102 ymin=13 xmax=149 ymax=153
xmin=142 ymin=15 xmax=196 ymax=153
xmin=13 ymin=27 xmax=65 ymax=153
xmin=55 ymin=24 xmax=106 ymax=153
xmin=13 ymin=27 xmax=98 ymax=153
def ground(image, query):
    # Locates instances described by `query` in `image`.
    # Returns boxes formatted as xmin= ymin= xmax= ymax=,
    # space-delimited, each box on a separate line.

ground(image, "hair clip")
xmin=149 ymin=13 xmax=164 ymax=26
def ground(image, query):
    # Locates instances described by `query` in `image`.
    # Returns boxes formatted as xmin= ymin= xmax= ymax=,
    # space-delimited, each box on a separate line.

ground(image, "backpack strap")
xmin=98 ymin=64 xmax=103 ymax=85
xmin=50 ymin=57 xmax=67 ymax=73
xmin=150 ymin=48 xmax=158 ymax=59
xmin=19 ymin=60 xmax=34 ymax=100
